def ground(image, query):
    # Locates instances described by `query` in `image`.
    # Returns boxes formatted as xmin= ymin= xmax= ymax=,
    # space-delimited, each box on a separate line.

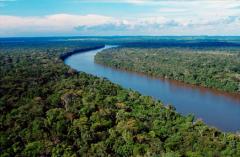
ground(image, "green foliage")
xmin=22 ymin=141 xmax=45 ymax=157
xmin=95 ymin=47 xmax=240 ymax=93
xmin=0 ymin=44 xmax=240 ymax=157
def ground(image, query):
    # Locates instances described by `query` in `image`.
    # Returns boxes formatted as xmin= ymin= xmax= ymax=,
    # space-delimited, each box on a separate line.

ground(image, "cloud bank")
xmin=0 ymin=13 xmax=239 ymax=36
xmin=0 ymin=14 xmax=113 ymax=36
xmin=0 ymin=0 xmax=240 ymax=36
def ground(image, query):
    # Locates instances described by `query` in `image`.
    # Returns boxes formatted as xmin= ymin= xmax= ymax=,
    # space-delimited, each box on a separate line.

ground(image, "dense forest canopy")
xmin=1 ymin=39 xmax=240 ymax=156
xmin=95 ymin=47 xmax=240 ymax=93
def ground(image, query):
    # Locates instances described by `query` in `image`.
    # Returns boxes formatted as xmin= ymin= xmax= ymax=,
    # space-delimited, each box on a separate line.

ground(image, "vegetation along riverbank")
xmin=0 ymin=42 xmax=240 ymax=157
xmin=95 ymin=47 xmax=240 ymax=93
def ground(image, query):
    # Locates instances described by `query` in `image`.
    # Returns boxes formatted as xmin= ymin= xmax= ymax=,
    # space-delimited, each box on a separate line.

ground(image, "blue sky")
xmin=0 ymin=0 xmax=240 ymax=37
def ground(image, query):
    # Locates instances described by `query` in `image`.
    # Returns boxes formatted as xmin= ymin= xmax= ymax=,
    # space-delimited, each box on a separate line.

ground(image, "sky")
xmin=0 ymin=0 xmax=240 ymax=37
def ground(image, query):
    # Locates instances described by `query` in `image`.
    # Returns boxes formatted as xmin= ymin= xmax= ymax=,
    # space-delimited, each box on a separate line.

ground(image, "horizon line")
xmin=1 ymin=35 xmax=240 ymax=38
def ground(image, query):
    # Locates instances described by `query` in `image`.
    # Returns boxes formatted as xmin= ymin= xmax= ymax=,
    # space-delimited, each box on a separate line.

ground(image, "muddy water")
xmin=64 ymin=45 xmax=240 ymax=132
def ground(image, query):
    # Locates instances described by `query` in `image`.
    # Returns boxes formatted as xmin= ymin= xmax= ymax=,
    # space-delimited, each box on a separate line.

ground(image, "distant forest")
xmin=95 ymin=47 xmax=240 ymax=93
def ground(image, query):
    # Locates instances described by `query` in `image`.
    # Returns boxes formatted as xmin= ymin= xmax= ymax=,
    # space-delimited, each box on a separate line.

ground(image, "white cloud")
xmin=75 ymin=15 xmax=240 ymax=35
xmin=0 ymin=14 xmax=113 ymax=36
xmin=0 ymin=13 xmax=239 ymax=36
xmin=0 ymin=14 xmax=112 ymax=27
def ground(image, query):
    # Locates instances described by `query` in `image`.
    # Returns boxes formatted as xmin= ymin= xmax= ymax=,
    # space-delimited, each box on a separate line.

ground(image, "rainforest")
xmin=95 ymin=47 xmax=240 ymax=93
xmin=1 ymin=37 xmax=240 ymax=157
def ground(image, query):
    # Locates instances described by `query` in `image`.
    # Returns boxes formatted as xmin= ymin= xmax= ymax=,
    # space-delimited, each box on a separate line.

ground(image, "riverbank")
xmin=1 ymin=42 xmax=240 ymax=156
xmin=95 ymin=47 xmax=240 ymax=94
xmin=65 ymin=45 xmax=240 ymax=132
xmin=59 ymin=45 xmax=105 ymax=60
xmin=95 ymin=61 xmax=240 ymax=102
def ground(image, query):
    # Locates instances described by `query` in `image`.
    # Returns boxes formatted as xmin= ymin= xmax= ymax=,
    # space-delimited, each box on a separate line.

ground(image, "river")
xmin=64 ymin=45 xmax=240 ymax=132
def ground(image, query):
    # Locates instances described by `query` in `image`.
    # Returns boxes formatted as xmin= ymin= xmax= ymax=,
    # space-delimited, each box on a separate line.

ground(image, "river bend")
xmin=64 ymin=45 xmax=240 ymax=132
